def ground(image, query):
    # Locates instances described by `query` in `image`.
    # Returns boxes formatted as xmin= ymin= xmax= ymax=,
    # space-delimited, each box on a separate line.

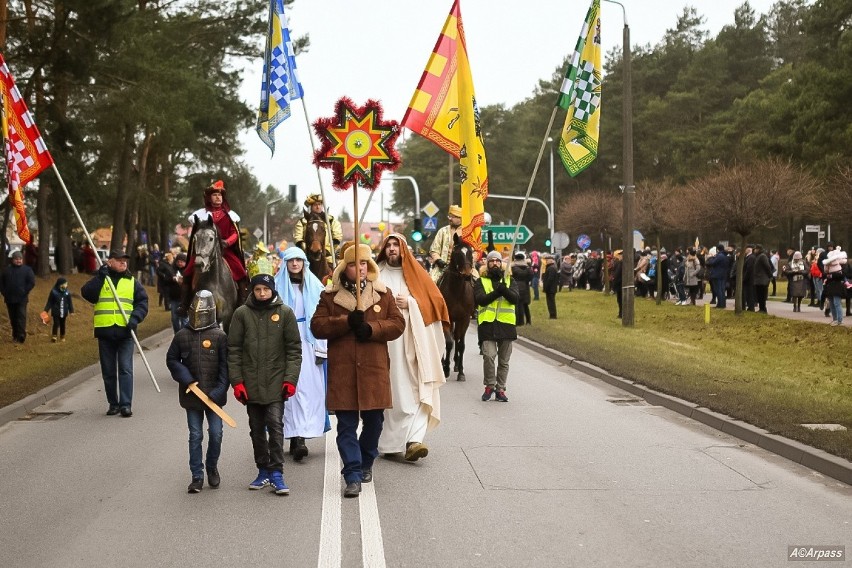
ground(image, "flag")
xmin=0 ymin=54 xmax=54 ymax=244
xmin=256 ymin=0 xmax=303 ymax=155
xmin=402 ymin=0 xmax=487 ymax=252
xmin=557 ymin=0 xmax=601 ymax=177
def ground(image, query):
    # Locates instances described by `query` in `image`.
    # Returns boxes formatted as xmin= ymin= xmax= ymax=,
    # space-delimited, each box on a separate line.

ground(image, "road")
xmin=0 ymin=331 xmax=849 ymax=567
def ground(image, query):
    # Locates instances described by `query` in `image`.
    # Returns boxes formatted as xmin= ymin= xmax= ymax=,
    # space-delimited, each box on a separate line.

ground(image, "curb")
xmin=515 ymin=335 xmax=852 ymax=486
xmin=0 ymin=328 xmax=175 ymax=428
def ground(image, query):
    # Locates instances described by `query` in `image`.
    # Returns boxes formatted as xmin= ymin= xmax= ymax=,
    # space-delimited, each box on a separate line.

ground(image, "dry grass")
xmin=0 ymin=272 xmax=171 ymax=408
xmin=523 ymin=289 xmax=852 ymax=461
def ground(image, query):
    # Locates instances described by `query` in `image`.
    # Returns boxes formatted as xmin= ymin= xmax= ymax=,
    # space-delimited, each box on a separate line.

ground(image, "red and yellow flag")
xmin=402 ymin=0 xmax=487 ymax=253
xmin=0 ymin=54 xmax=54 ymax=244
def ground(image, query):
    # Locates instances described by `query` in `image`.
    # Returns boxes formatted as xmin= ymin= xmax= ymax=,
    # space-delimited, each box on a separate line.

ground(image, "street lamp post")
xmin=548 ymin=137 xmax=555 ymax=255
xmin=384 ymin=174 xmax=421 ymax=236
xmin=264 ymin=196 xmax=286 ymax=246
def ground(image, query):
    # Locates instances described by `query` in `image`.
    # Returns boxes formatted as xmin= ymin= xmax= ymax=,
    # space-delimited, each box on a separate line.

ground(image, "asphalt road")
xmin=0 ymin=331 xmax=849 ymax=568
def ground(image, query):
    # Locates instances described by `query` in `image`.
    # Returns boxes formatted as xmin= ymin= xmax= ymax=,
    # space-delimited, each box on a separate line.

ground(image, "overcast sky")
xmin=236 ymin=0 xmax=775 ymax=229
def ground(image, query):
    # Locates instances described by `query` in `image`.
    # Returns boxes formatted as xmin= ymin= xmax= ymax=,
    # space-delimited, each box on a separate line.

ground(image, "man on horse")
xmin=180 ymin=180 xmax=248 ymax=314
xmin=375 ymin=233 xmax=449 ymax=462
xmin=429 ymin=205 xmax=479 ymax=283
xmin=293 ymin=193 xmax=343 ymax=266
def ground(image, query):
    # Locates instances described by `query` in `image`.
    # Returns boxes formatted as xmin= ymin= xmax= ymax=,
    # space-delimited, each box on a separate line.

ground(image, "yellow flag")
xmin=402 ymin=0 xmax=487 ymax=253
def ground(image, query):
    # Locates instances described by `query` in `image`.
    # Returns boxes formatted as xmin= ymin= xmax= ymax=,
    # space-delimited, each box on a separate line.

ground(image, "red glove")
xmin=282 ymin=383 xmax=296 ymax=399
xmin=233 ymin=383 xmax=248 ymax=405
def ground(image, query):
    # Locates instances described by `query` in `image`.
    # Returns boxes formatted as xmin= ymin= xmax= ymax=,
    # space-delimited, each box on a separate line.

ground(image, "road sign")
xmin=805 ymin=225 xmax=821 ymax=233
xmin=422 ymin=201 xmax=439 ymax=218
xmin=253 ymin=228 xmax=263 ymax=240
xmin=552 ymin=231 xmax=570 ymax=250
xmin=482 ymin=224 xmax=533 ymax=245
xmin=423 ymin=216 xmax=438 ymax=231
xmin=577 ymin=234 xmax=591 ymax=250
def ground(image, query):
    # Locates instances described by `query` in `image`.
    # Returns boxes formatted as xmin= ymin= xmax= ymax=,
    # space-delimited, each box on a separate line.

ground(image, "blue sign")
xmin=577 ymin=234 xmax=591 ymax=250
xmin=423 ymin=216 xmax=438 ymax=231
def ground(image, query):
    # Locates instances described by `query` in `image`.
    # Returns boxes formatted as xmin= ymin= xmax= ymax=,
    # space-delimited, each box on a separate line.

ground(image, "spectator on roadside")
xmin=808 ymin=248 xmax=824 ymax=309
xmin=559 ymin=254 xmax=574 ymax=292
xmin=1 ymin=250 xmax=36 ymax=344
xmin=783 ymin=248 xmax=795 ymax=303
xmin=634 ymin=250 xmax=650 ymax=298
xmin=81 ymin=249 xmax=149 ymax=417
xmin=612 ymin=250 xmax=624 ymax=318
xmin=683 ymin=248 xmax=702 ymax=306
xmin=475 ymin=250 xmax=519 ymax=403
xmin=742 ymin=245 xmax=756 ymax=311
xmin=752 ymin=244 xmax=773 ymax=314
xmin=159 ymin=253 xmax=188 ymax=332
xmin=529 ymin=250 xmax=541 ymax=301
xmin=770 ymin=249 xmax=780 ymax=296
xmin=542 ymin=253 xmax=559 ymax=319
xmin=785 ymin=251 xmax=808 ymax=312
xmin=706 ymin=244 xmax=731 ymax=309
xmin=510 ymin=252 xmax=532 ymax=326
xmin=43 ymin=277 xmax=75 ymax=342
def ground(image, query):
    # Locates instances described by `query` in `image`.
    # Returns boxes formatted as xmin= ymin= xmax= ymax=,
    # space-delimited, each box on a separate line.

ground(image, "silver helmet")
xmin=187 ymin=290 xmax=218 ymax=330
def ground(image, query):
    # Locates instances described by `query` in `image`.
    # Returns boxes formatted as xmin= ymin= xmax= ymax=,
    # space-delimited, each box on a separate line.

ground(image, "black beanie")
xmin=250 ymin=273 xmax=275 ymax=290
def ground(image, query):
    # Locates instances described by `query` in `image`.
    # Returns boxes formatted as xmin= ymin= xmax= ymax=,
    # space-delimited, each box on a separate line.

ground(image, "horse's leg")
xmin=455 ymin=334 xmax=466 ymax=381
xmin=442 ymin=327 xmax=452 ymax=378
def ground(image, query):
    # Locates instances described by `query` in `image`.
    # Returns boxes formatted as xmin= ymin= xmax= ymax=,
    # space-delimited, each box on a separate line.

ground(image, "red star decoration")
xmin=313 ymin=97 xmax=401 ymax=190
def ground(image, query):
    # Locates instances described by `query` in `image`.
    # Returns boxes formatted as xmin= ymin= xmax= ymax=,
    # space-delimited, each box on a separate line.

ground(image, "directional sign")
xmin=577 ymin=234 xmax=591 ymax=250
xmin=482 ymin=224 xmax=533 ymax=245
xmin=422 ymin=201 xmax=439 ymax=218
xmin=805 ymin=225 xmax=820 ymax=233
xmin=423 ymin=216 xmax=438 ymax=231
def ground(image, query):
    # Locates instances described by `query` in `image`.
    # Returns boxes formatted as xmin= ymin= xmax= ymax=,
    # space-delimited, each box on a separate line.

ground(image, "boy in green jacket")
xmin=228 ymin=273 xmax=302 ymax=495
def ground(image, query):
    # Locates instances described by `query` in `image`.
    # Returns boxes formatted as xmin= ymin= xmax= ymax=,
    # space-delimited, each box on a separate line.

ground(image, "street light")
xmin=384 ymin=174 xmax=421 ymax=243
xmin=264 ymin=196 xmax=286 ymax=246
xmin=547 ymin=136 xmax=555 ymax=255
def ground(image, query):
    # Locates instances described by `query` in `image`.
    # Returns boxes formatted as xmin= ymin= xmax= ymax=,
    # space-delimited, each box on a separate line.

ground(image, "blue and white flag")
xmin=256 ymin=0 xmax=304 ymax=155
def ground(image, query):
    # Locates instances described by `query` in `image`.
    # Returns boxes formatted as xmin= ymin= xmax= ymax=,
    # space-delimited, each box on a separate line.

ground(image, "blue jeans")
xmin=98 ymin=337 xmax=135 ymax=408
xmin=186 ymin=408 xmax=223 ymax=479
xmin=169 ymin=299 xmax=188 ymax=332
xmin=712 ymin=278 xmax=727 ymax=308
xmin=531 ymin=275 xmax=540 ymax=300
xmin=335 ymin=410 xmax=384 ymax=483
xmin=828 ymin=296 xmax=843 ymax=324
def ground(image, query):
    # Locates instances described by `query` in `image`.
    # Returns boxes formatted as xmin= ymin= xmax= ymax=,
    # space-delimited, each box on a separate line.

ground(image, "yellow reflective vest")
xmin=93 ymin=277 xmax=135 ymax=328
xmin=477 ymin=275 xmax=516 ymax=325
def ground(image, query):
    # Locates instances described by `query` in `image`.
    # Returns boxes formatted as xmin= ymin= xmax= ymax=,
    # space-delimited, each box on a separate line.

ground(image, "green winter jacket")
xmin=227 ymin=293 xmax=302 ymax=405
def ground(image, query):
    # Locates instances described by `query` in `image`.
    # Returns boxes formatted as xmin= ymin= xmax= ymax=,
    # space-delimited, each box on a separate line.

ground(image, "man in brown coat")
xmin=311 ymin=243 xmax=405 ymax=498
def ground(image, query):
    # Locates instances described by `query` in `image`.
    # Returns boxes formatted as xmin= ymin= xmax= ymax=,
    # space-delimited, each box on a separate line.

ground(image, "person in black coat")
xmin=510 ymin=252 xmax=532 ymax=326
xmin=0 ymin=250 xmax=36 ymax=343
xmin=541 ymin=253 xmax=559 ymax=319
xmin=751 ymin=244 xmax=773 ymax=314
xmin=612 ymin=250 xmax=624 ymax=318
xmin=43 ymin=277 xmax=75 ymax=342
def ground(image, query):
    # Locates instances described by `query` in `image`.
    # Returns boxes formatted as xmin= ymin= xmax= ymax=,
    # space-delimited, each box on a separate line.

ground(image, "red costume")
xmin=183 ymin=181 xmax=247 ymax=282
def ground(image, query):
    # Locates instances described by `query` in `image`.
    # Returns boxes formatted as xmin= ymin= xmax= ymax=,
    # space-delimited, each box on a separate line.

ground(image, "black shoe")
xmin=120 ymin=407 xmax=133 ymax=418
xmin=288 ymin=437 xmax=297 ymax=455
xmin=343 ymin=481 xmax=361 ymax=498
xmin=207 ymin=467 xmax=220 ymax=488
xmin=187 ymin=478 xmax=203 ymax=493
xmin=106 ymin=405 xmax=120 ymax=416
xmin=825 ymin=310 xmax=831 ymax=317
xmin=292 ymin=437 xmax=308 ymax=462
xmin=362 ymin=469 xmax=373 ymax=483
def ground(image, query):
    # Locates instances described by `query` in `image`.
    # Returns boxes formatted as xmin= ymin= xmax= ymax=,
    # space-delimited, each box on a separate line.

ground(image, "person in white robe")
xmin=274 ymin=247 xmax=328 ymax=461
xmin=376 ymin=233 xmax=450 ymax=461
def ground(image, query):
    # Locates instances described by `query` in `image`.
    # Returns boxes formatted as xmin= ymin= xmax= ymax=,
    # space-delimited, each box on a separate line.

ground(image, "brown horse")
xmin=437 ymin=235 xmax=475 ymax=381
xmin=303 ymin=212 xmax=333 ymax=284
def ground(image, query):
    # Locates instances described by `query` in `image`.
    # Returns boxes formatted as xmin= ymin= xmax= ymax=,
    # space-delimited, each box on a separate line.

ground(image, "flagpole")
xmin=509 ymin=107 xmax=560 ymax=254
xmin=50 ymin=164 xmax=161 ymax=393
xmin=299 ymin=98 xmax=336 ymax=267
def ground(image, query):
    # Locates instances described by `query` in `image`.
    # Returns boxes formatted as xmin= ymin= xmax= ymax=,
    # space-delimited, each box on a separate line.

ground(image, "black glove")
xmin=98 ymin=264 xmax=110 ymax=277
xmin=220 ymin=239 xmax=230 ymax=250
xmin=354 ymin=323 xmax=372 ymax=342
xmin=127 ymin=318 xmax=138 ymax=333
xmin=496 ymin=281 xmax=508 ymax=294
xmin=435 ymin=259 xmax=447 ymax=270
xmin=347 ymin=309 xmax=365 ymax=330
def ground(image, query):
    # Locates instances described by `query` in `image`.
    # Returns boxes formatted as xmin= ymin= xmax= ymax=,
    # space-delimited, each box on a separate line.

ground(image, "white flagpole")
xmin=50 ymin=164 xmax=161 ymax=393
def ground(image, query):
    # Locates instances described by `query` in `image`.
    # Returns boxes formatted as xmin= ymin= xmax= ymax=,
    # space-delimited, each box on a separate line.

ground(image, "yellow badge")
xmin=271 ymin=314 xmax=280 ymax=322
xmin=373 ymin=305 xmax=381 ymax=313
xmin=202 ymin=339 xmax=212 ymax=349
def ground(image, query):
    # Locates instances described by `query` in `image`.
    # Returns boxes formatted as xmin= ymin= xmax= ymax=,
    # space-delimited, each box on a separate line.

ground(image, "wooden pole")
xmin=352 ymin=185 xmax=361 ymax=309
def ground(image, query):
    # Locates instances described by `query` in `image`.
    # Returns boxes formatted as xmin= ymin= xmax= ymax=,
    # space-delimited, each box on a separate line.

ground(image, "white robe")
xmin=283 ymin=286 xmax=328 ymax=439
xmin=378 ymin=264 xmax=446 ymax=454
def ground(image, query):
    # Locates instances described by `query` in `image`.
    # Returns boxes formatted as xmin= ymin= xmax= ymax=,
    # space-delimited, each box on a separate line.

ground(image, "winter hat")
xmin=56 ymin=277 xmax=68 ymax=287
xmin=10 ymin=250 xmax=22 ymax=260
xmin=514 ymin=252 xmax=526 ymax=261
xmin=486 ymin=251 xmax=502 ymax=262
xmin=793 ymin=251 xmax=802 ymax=260
xmin=250 ymin=273 xmax=275 ymax=290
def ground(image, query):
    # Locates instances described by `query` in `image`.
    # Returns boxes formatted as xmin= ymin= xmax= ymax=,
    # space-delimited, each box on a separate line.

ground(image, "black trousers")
xmin=6 ymin=301 xmax=27 ymax=343
xmin=246 ymin=400 xmax=285 ymax=473
xmin=52 ymin=317 xmax=67 ymax=337
xmin=545 ymin=293 xmax=557 ymax=318
xmin=755 ymin=285 xmax=769 ymax=312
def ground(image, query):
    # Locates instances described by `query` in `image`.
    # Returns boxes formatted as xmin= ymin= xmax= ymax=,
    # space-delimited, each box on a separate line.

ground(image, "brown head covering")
xmin=377 ymin=233 xmax=450 ymax=331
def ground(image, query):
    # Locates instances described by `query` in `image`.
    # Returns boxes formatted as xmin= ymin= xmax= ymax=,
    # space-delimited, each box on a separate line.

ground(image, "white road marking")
xmin=359 ymin=475 xmax=386 ymax=568
xmin=318 ymin=419 xmax=341 ymax=568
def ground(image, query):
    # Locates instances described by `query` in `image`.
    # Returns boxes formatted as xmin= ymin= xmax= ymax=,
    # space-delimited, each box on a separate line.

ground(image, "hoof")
xmin=457 ymin=373 xmax=466 ymax=381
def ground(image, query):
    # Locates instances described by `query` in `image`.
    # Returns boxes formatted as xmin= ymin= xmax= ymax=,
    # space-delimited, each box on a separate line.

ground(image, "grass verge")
xmin=522 ymin=289 xmax=852 ymax=462
xmin=0 ymin=272 xmax=171 ymax=408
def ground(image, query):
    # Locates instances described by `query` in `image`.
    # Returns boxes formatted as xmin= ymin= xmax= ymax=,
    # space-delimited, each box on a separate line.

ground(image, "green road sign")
xmin=482 ymin=224 xmax=533 ymax=245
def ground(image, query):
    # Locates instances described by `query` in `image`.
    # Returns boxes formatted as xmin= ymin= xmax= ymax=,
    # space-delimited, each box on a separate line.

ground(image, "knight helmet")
xmin=187 ymin=290 xmax=218 ymax=330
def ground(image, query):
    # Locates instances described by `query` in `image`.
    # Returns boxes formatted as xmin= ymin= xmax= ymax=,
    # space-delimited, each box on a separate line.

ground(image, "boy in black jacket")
xmin=166 ymin=290 xmax=229 ymax=493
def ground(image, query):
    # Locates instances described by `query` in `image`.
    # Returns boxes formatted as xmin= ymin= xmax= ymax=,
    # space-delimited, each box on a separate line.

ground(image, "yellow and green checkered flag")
xmin=557 ymin=0 xmax=601 ymax=177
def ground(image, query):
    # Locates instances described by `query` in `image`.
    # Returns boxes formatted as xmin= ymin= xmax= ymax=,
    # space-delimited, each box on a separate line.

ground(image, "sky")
xmin=236 ymin=0 xmax=776 ymax=229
